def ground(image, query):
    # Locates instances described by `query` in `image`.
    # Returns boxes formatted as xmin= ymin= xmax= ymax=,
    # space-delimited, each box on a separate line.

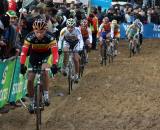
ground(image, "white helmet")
xmin=66 ymin=18 xmax=76 ymax=27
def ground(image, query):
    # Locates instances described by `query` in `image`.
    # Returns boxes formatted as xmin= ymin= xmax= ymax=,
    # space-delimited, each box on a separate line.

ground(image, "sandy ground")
xmin=1 ymin=39 xmax=160 ymax=130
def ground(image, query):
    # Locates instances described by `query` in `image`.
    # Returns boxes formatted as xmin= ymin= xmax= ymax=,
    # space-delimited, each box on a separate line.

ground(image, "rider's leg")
xmin=63 ymin=47 xmax=69 ymax=67
xmin=41 ymin=63 xmax=50 ymax=106
xmin=99 ymin=37 xmax=103 ymax=59
xmin=27 ymin=72 xmax=35 ymax=100
xmin=73 ymin=53 xmax=80 ymax=74
xmin=27 ymin=72 xmax=35 ymax=113
xmin=73 ymin=53 xmax=80 ymax=82
xmin=85 ymin=39 xmax=91 ymax=62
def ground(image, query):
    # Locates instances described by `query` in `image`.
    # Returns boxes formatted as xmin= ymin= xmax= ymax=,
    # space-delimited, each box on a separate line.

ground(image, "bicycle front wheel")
xmin=68 ymin=65 xmax=73 ymax=95
xmin=35 ymin=85 xmax=41 ymax=130
xmin=102 ymin=42 xmax=107 ymax=66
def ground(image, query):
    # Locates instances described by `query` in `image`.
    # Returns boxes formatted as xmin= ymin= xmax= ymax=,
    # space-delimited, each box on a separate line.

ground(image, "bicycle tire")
xmin=35 ymin=84 xmax=41 ymax=130
xmin=68 ymin=63 xmax=72 ymax=95
xmin=102 ymin=40 xmax=107 ymax=66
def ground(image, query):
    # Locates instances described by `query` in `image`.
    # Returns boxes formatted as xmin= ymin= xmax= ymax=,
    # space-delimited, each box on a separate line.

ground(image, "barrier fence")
xmin=0 ymin=57 xmax=28 ymax=108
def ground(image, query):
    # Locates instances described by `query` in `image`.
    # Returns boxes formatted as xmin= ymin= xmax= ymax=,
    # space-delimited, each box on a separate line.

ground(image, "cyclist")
xmin=20 ymin=19 xmax=59 ymax=113
xmin=134 ymin=19 xmax=143 ymax=47
xmin=58 ymin=18 xmax=84 ymax=83
xmin=80 ymin=19 xmax=92 ymax=63
xmin=97 ymin=17 xmax=111 ymax=64
xmin=126 ymin=20 xmax=140 ymax=53
xmin=126 ymin=20 xmax=140 ymax=40
xmin=110 ymin=19 xmax=120 ymax=56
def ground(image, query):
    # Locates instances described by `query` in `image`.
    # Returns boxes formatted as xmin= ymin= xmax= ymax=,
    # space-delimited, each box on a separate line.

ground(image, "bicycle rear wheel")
xmin=35 ymin=85 xmax=41 ymax=130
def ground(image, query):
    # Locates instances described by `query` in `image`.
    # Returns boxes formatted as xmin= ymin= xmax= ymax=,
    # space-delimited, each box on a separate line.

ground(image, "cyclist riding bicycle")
xmin=126 ymin=20 xmax=140 ymax=41
xmin=58 ymin=18 xmax=84 ymax=83
xmin=20 ymin=19 xmax=59 ymax=113
xmin=126 ymin=20 xmax=140 ymax=53
xmin=110 ymin=19 xmax=120 ymax=56
xmin=134 ymin=19 xmax=143 ymax=47
xmin=97 ymin=17 xmax=111 ymax=64
xmin=80 ymin=19 xmax=92 ymax=63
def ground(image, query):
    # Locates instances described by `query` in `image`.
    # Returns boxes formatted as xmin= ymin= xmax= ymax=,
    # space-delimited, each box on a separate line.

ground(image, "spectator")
xmin=3 ymin=10 xmax=19 ymax=58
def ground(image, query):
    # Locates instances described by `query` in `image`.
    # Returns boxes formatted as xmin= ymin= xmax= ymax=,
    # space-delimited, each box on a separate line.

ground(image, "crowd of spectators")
xmin=92 ymin=2 xmax=160 ymax=25
xmin=0 ymin=0 xmax=159 ymax=59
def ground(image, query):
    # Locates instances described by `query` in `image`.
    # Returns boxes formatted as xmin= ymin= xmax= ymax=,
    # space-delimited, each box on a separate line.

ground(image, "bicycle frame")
xmin=67 ymin=49 xmax=76 ymax=94
xmin=101 ymin=39 xmax=108 ymax=66
xmin=28 ymin=66 xmax=50 ymax=130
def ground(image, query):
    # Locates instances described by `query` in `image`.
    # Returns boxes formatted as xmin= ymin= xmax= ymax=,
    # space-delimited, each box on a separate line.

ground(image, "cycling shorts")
xmin=100 ymin=31 xmax=110 ymax=39
xmin=29 ymin=51 xmax=50 ymax=67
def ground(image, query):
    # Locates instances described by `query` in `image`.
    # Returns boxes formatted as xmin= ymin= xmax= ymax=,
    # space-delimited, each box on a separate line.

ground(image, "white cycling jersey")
xmin=58 ymin=27 xmax=84 ymax=51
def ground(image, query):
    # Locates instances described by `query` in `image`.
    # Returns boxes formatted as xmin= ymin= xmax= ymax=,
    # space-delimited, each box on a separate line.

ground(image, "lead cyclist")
xmin=58 ymin=18 xmax=84 ymax=83
xmin=20 ymin=19 xmax=59 ymax=113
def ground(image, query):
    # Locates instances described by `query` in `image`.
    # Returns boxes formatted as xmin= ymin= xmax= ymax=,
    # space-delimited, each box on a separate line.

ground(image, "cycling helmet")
xmin=81 ymin=19 xmax=88 ymax=27
xmin=103 ymin=17 xmax=109 ymax=23
xmin=32 ymin=19 xmax=47 ymax=30
xmin=66 ymin=18 xmax=76 ymax=27
xmin=112 ymin=20 xmax=117 ymax=24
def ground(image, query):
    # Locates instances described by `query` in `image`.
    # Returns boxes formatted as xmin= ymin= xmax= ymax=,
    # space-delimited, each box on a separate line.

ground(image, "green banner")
xmin=0 ymin=58 xmax=16 ymax=108
xmin=9 ymin=57 xmax=28 ymax=102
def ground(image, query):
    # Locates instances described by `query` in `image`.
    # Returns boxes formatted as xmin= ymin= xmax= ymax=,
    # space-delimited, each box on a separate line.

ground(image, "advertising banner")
xmin=9 ymin=57 xmax=28 ymax=102
xmin=91 ymin=0 xmax=112 ymax=9
xmin=0 ymin=58 xmax=16 ymax=108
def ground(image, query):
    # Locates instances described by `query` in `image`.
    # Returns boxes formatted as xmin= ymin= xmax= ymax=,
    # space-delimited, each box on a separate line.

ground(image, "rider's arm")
xmin=126 ymin=25 xmax=132 ymax=36
xmin=88 ymin=28 xmax=92 ymax=43
xmin=58 ymin=28 xmax=65 ymax=50
xmin=50 ymin=39 xmax=59 ymax=65
xmin=20 ymin=40 xmax=30 ymax=64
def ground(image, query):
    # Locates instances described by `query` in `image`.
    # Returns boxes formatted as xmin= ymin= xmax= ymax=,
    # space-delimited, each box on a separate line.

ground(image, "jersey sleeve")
xmin=50 ymin=37 xmax=59 ymax=65
xmin=20 ymin=36 xmax=31 ymax=64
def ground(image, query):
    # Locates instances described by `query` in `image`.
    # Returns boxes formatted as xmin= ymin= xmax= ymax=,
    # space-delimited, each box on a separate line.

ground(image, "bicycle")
xmin=65 ymin=48 xmax=77 ymax=95
xmin=28 ymin=62 xmax=50 ymax=130
xmin=101 ymin=39 xmax=109 ymax=66
xmin=109 ymin=38 xmax=119 ymax=62
xmin=129 ymin=33 xmax=140 ymax=58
